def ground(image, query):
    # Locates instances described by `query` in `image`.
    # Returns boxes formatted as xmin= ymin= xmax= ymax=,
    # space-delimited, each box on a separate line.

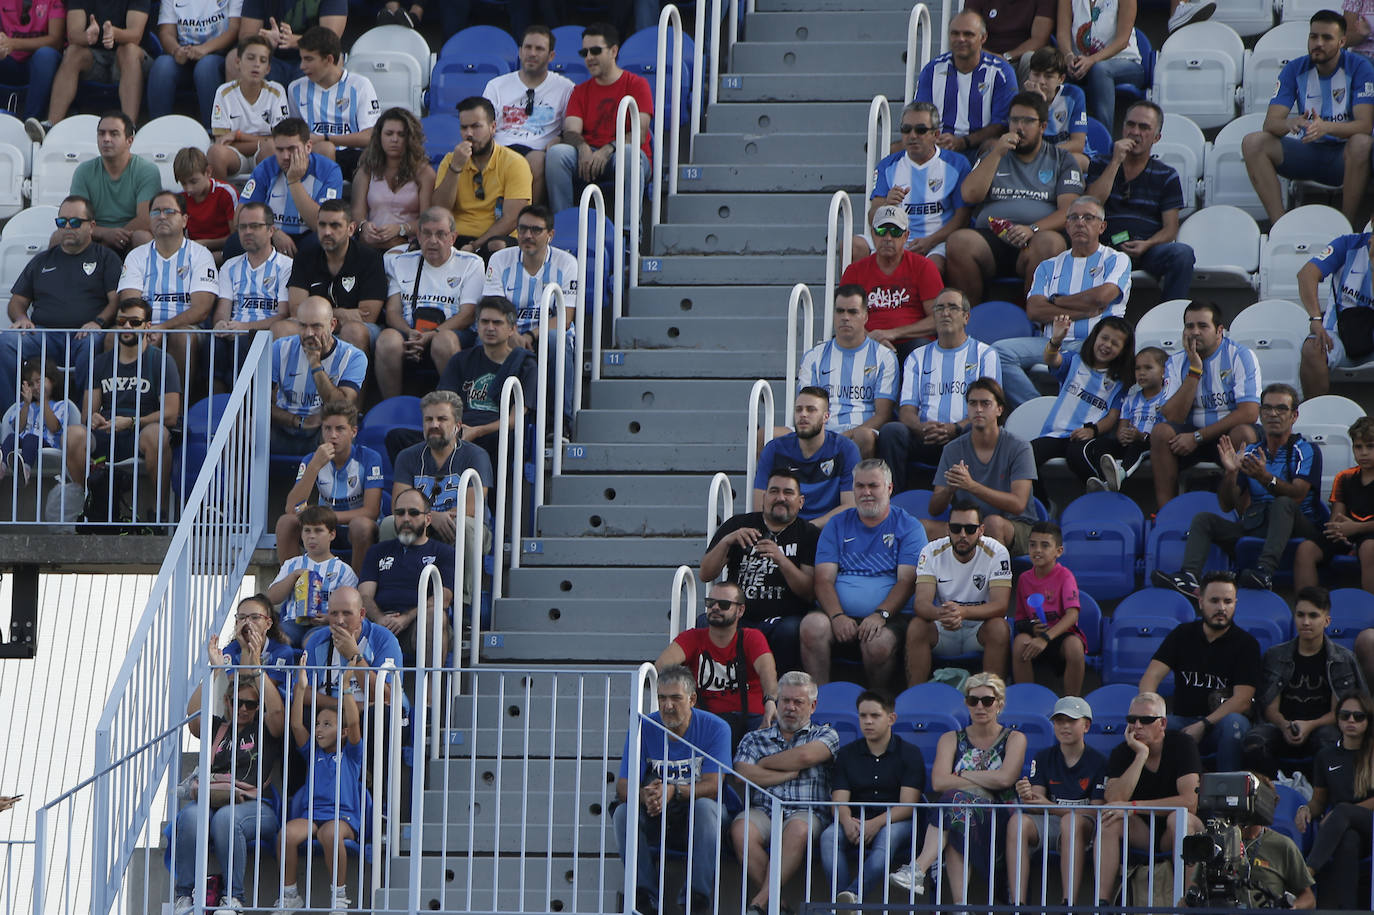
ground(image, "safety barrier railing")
xmin=784 ymin=283 xmax=816 ymax=422
xmin=0 ymin=840 xmax=33 ymax=915
xmin=706 ymin=470 xmax=734 ymax=546
xmin=651 ymin=4 xmax=685 ymax=232
xmin=78 ymin=329 xmax=270 ymax=915
xmin=492 ymin=375 xmax=527 ymax=600
xmin=578 ymin=183 xmax=607 ymax=394
xmin=940 ymin=0 xmax=960 ymax=54
xmin=907 ymin=3 xmax=934 ymax=104
xmin=448 ymin=467 xmax=485 ymax=681
xmin=823 ymin=191 xmax=853 ymax=342
xmin=534 ymin=282 xmax=571 ymax=508
xmin=866 ymin=95 xmax=891 ymax=207
xmin=668 ymin=564 xmax=697 ymax=640
xmin=0 ymin=327 xmax=257 ymax=526
xmin=612 ymin=95 xmax=644 ymax=323
xmin=742 ymin=379 xmax=774 ymax=512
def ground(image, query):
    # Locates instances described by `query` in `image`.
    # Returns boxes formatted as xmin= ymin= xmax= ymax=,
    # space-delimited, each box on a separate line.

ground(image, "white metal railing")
xmin=0 ymin=840 xmax=33 ymax=914
xmin=69 ymin=330 xmax=270 ymax=915
xmin=784 ymin=283 xmax=817 ymax=421
xmin=706 ymin=471 xmax=733 ymax=546
xmin=940 ymin=0 xmax=962 ymax=54
xmin=651 ymin=4 xmax=685 ymax=231
xmin=710 ymin=0 xmax=727 ymax=108
xmin=492 ymin=375 xmax=527 ymax=600
xmin=906 ymin=3 xmax=934 ymax=104
xmin=823 ymin=191 xmax=854 ymax=341
xmin=668 ymin=564 xmax=697 ymax=640
xmin=579 ymin=183 xmax=608 ymax=392
xmin=866 ymin=94 xmax=891 ymax=209
xmin=742 ymin=379 xmax=775 ymax=511
xmin=613 ymin=95 xmax=644 ymax=321
xmin=534 ymin=282 xmax=571 ymax=504
xmin=449 ymin=467 xmax=485 ymax=679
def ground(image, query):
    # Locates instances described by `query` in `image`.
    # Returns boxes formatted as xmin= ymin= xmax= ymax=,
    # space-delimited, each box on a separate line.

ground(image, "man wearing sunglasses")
xmin=1094 ymin=691 xmax=1202 ymax=906
xmin=435 ymin=96 xmax=532 ymax=262
xmin=482 ymin=25 xmax=575 ymax=207
xmin=2 ymin=194 xmax=122 ymax=413
xmin=545 ymin=22 xmax=653 ymax=214
xmin=839 ymin=207 xmax=943 ymax=365
xmin=357 ymin=487 xmax=455 ymax=664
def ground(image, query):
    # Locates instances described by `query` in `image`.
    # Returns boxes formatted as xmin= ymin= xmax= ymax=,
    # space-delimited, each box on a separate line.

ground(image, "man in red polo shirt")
xmin=840 ymin=205 xmax=944 ymax=364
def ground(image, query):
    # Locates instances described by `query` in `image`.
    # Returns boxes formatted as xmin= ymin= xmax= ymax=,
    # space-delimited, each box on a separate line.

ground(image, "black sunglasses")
xmin=54 ymin=216 xmax=89 ymax=228
xmin=115 ymin=316 xmax=146 ymax=327
xmin=524 ymin=87 xmax=535 ymax=116
xmin=965 ymin=695 xmax=997 ymax=708
xmin=394 ymin=507 xmax=427 ymax=517
xmin=704 ymin=598 xmax=739 ymax=610
xmin=236 ymin=698 xmax=260 ymax=710
xmin=1339 ymin=710 xmax=1368 ymax=722
xmin=948 ymin=523 xmax=980 ymax=535
xmin=473 ymin=170 xmax=485 ymax=201
xmin=899 ymin=124 xmax=936 ymax=135
xmin=578 ymin=46 xmax=607 ymax=57
xmin=1125 ymin=715 xmax=1161 ymax=725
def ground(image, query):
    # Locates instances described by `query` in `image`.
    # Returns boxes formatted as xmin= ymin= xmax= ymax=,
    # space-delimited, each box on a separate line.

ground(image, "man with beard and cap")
xmin=945 ymin=91 xmax=1082 ymax=305
xmin=269 ymin=295 xmax=367 ymax=457
xmin=905 ymin=499 xmax=1012 ymax=686
xmin=1139 ymin=571 xmax=1262 ymax=772
xmin=357 ymin=487 xmax=456 ymax=663
xmin=753 ymin=387 xmax=860 ymax=530
xmin=434 ymin=96 xmax=533 ymax=262
xmin=701 ymin=469 xmax=818 ymax=675
xmin=655 ymin=580 xmax=779 ymax=748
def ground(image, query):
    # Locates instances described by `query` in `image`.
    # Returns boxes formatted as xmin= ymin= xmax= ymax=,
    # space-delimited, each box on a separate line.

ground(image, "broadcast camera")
xmin=1182 ymin=772 xmax=1292 ymax=909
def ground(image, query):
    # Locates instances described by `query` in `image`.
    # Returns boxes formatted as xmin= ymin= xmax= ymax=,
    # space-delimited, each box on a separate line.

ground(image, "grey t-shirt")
xmin=972 ymin=142 xmax=1084 ymax=230
xmin=934 ymin=429 xmax=1037 ymax=524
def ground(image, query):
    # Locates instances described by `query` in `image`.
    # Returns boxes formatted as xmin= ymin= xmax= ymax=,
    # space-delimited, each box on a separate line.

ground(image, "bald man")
xmin=270 ymin=295 xmax=369 ymax=456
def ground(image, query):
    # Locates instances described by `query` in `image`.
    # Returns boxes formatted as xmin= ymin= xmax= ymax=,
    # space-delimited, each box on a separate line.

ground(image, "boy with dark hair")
xmin=1297 ymin=415 xmax=1374 ymax=596
xmin=286 ymin=25 xmax=378 ymax=178
xmin=174 ymin=146 xmax=237 ymax=252
xmin=266 ymin=502 xmax=359 ymax=646
xmin=1012 ymin=521 xmax=1087 ymax=695
xmin=1022 ymin=46 xmax=1087 ymax=163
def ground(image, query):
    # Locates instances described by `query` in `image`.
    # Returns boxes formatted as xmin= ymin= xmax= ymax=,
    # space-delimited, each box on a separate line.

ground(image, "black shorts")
xmin=831 ymin=612 xmax=910 ymax=662
xmin=976 ymin=227 xmax=1024 ymax=277
xmin=92 ymin=427 xmax=138 ymax=463
xmin=1158 ymin=422 xmax=1227 ymax=469
xmin=334 ymin=147 xmax=362 ymax=181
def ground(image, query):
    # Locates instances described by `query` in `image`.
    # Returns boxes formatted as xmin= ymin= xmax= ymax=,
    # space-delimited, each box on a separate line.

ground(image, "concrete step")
xmin=441 ymin=684 xmax=633 ymax=756
xmin=731 ymin=41 xmax=907 ymax=75
xmin=616 ymin=316 xmax=791 ymax=351
xmin=574 ymin=409 xmax=757 ymax=443
xmin=638 ymin=253 xmax=825 ymax=286
xmin=536 ymin=503 xmax=707 ymax=537
xmin=402 ymin=813 xmax=611 ymax=855
xmin=548 ymin=472 xmax=738 ymax=506
xmin=692 ymin=131 xmax=868 ymax=167
xmin=673 ymin=162 xmax=864 ymax=193
xmin=663 ymin=192 xmax=860 ymax=225
xmin=745 ymin=9 xmax=910 ymax=41
xmin=626 ymin=284 xmax=802 ymax=318
xmin=379 ymin=855 xmax=621 ymax=913
xmin=556 ymin=442 xmax=747 ymax=473
xmin=425 ymin=757 xmax=619 ymax=793
xmin=518 ymin=536 xmax=700 ymax=567
xmin=587 ymin=378 xmax=785 ymax=411
xmin=719 ymin=73 xmax=904 ymax=103
xmin=707 ymin=101 xmax=900 ymax=135
xmin=651 ymin=222 xmax=829 ymax=256
xmin=507 ymin=566 xmax=685 ymax=599
xmin=598 ymin=349 xmax=785 ymax=378
xmin=480 ymin=631 xmax=668 ymax=663
xmin=493 ymin=597 xmax=672 ymax=633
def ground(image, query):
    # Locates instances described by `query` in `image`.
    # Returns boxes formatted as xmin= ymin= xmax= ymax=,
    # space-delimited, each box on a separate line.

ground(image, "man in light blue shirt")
xmin=270 ymin=296 xmax=366 ymax=456
xmin=235 ymin=117 xmax=343 ymax=259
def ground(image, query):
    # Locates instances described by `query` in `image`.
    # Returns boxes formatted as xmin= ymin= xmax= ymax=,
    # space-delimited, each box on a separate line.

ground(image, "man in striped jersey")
xmin=1298 ymin=231 xmax=1374 ymax=398
xmin=287 ymin=26 xmax=379 ymax=180
xmin=237 ymin=117 xmax=343 ymax=258
xmin=915 ymin=10 xmax=1017 ymax=160
xmin=1242 ymin=9 xmax=1374 ymax=226
xmin=211 ymin=201 xmax=293 ymax=387
xmin=877 ymin=287 xmax=1001 ymax=491
xmin=797 ymin=286 xmax=898 ymax=458
xmin=1148 ymin=301 xmax=1261 ymax=510
xmin=994 ymin=195 xmax=1131 ymax=407
xmin=270 ymin=295 xmax=366 ymax=455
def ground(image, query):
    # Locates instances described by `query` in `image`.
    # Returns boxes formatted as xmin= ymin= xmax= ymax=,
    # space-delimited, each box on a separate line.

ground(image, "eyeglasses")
xmin=1065 ymin=213 xmax=1103 ymax=223
xmin=704 ymin=598 xmax=740 ymax=610
xmin=54 ymin=216 xmax=89 ymax=228
xmin=948 ymin=522 xmax=980 ymax=535
xmin=524 ymin=87 xmax=535 ymax=116
xmin=1259 ymin=404 xmax=1293 ymax=415
xmin=965 ymin=694 xmax=998 ymax=707
xmin=238 ymin=221 xmax=270 ymax=231
xmin=236 ymin=613 xmax=269 ymax=623
xmin=394 ymin=507 xmax=427 ymax=517
xmin=115 ymin=316 xmax=146 ymax=327
xmin=872 ymin=225 xmax=904 ymax=237
xmin=1125 ymin=714 xmax=1161 ymax=725
xmin=1339 ymin=710 xmax=1368 ymax=722
xmin=516 ymin=223 xmax=548 ymax=234
xmin=1008 ymin=115 xmax=1042 ymax=125
xmin=932 ymin=303 xmax=964 ymax=314
xmin=149 ymin=207 xmax=181 ymax=218
xmin=899 ymin=124 xmax=936 ymax=135
xmin=235 ymin=698 xmax=260 ymax=711
xmin=472 ymin=170 xmax=485 ymax=201
xmin=578 ymin=46 xmax=607 ymax=57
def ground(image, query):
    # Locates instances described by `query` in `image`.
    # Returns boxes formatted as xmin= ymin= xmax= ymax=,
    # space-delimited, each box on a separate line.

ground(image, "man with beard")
xmin=945 ymin=91 xmax=1082 ymax=305
xmin=482 ymin=26 xmax=575 ymax=207
xmin=1139 ymin=571 xmax=1262 ymax=772
xmin=800 ymin=459 xmax=926 ymax=688
xmin=701 ymin=470 xmax=818 ymax=674
xmin=269 ymin=295 xmax=367 ymax=457
xmin=435 ymin=96 xmax=532 ymax=261
xmin=753 ymin=388 xmax=860 ymax=529
xmin=357 ymin=487 xmax=455 ymax=663
xmin=655 ymin=580 xmax=779 ymax=748
xmin=287 ymin=199 xmax=387 ymax=357
xmin=905 ymin=500 xmax=1012 ymax=686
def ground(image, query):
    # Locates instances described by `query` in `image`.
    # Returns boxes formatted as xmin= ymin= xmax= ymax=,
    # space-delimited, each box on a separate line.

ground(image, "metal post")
xmin=823 ymin=191 xmax=854 ymax=341
xmin=742 ymin=379 xmax=775 ymax=509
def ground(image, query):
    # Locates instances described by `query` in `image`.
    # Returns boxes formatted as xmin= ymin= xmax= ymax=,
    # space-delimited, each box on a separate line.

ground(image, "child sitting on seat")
xmin=0 ymin=358 xmax=82 ymax=484
xmin=1012 ymin=521 xmax=1087 ymax=695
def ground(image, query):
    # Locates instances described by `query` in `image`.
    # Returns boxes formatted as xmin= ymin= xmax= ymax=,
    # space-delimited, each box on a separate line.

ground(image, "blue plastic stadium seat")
xmin=1077 ymin=591 xmax=1103 ymax=669
xmin=1272 ymin=783 xmax=1309 ymax=851
xmin=429 ymin=53 xmax=510 ymax=114
xmin=1004 ymin=682 xmax=1060 ymax=717
xmin=551 ymin=206 xmax=616 ymax=312
xmin=1061 ymin=492 xmax=1144 ymax=599
xmin=421 ymin=114 xmax=462 ymax=168
xmin=1114 ymin=587 xmax=1195 ymax=625
xmin=895 ymin=681 xmax=968 ymax=722
xmin=617 ymin=26 xmax=696 ymax=126
xmin=1084 ymin=117 xmax=1112 ymax=160
xmin=1236 ymin=587 xmax=1294 ymax=642
xmin=1115 ymin=28 xmax=1154 ymax=106
xmin=1002 ymin=711 xmax=1055 ymax=773
xmin=1329 ymin=588 xmax=1374 ymax=652
xmin=1084 ymin=683 xmax=1138 ymax=752
xmin=439 ymin=26 xmax=519 ymax=71
xmin=358 ymin=396 xmax=423 ymax=485
xmin=891 ymin=488 xmax=949 ymax=523
xmin=1145 ymin=491 xmax=1235 ymax=579
xmin=1103 ymin=614 xmax=1176 ymax=685
xmin=966 ymin=300 xmax=1032 ymax=344
xmin=814 ymin=681 xmax=864 ymax=746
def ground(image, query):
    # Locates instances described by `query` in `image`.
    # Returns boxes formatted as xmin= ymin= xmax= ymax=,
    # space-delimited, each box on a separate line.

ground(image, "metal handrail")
xmin=866 ymin=94 xmax=891 ymax=207
xmin=612 ymin=94 xmax=643 ymax=320
xmin=448 ymin=468 xmax=485 ymax=678
xmin=906 ymin=3 xmax=934 ymax=104
xmin=823 ymin=190 xmax=854 ymax=341
xmin=940 ymin=0 xmax=960 ymax=54
xmin=535 ymin=282 xmax=570 ymax=503
xmin=706 ymin=471 xmax=733 ymax=547
xmin=742 ymin=379 xmax=775 ymax=510
xmin=408 ymin=563 xmax=444 ymax=912
xmin=784 ymin=282 xmax=816 ymax=421
xmin=492 ymin=375 xmax=526 ymax=600
xmin=667 ymin=564 xmax=697 ymax=640
xmin=651 ymin=4 xmax=684 ymax=231
xmin=580 ymin=183 xmax=608 ymax=391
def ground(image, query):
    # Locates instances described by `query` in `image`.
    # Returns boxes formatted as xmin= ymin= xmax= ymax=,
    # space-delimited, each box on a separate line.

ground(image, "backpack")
xmin=80 ymin=461 xmax=137 ymax=529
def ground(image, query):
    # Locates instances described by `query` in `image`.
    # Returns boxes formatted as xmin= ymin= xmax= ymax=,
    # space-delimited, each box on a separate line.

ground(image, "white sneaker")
xmin=22 ymin=117 xmax=46 ymax=143
xmin=214 ymin=897 xmax=242 ymax=915
xmin=889 ymin=864 xmax=925 ymax=893
xmin=835 ymin=890 xmax=858 ymax=915
xmin=1168 ymin=0 xmax=1216 ymax=31
xmin=330 ymin=885 xmax=351 ymax=914
xmin=275 ymin=885 xmax=305 ymax=913
xmin=1085 ymin=476 xmax=1106 ymax=493
xmin=172 ymin=896 xmax=194 ymax=915
xmin=1100 ymin=454 xmax=1124 ymax=492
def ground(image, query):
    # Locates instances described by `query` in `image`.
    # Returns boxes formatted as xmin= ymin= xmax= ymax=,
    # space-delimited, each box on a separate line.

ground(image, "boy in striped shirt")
xmin=266 ymin=504 xmax=360 ymax=646
xmin=287 ymin=26 xmax=378 ymax=180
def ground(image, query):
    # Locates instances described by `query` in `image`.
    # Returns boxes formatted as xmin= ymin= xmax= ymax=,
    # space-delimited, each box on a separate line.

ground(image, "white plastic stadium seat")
xmin=1282 ymin=0 xmax=1332 ymax=22
xmin=1135 ymin=299 xmax=1190 ymax=355
xmin=1260 ymin=205 xmax=1351 ymax=301
xmin=1151 ymin=21 xmax=1244 ymax=128
xmin=1005 ymin=396 xmax=1056 ymax=446
xmin=1155 ymin=113 xmax=1206 ymax=216
xmin=30 ymin=114 xmax=99 ymax=206
xmin=1176 ymin=205 xmax=1260 ymax=288
xmin=0 ymin=205 xmax=58 ymax=296
xmin=131 ymin=115 xmax=211 ymax=192
xmin=1297 ymin=394 xmax=1366 ymax=427
xmin=0 ymin=113 xmax=33 ymax=178
xmin=1229 ymin=298 xmax=1312 ymax=391
xmin=1243 ymin=21 xmax=1307 ymax=114
xmin=0 ymin=125 xmax=25 ymax=218
xmin=1211 ymin=0 xmax=1275 ymax=36
xmin=1294 ymin=422 xmax=1354 ymax=496
xmin=348 ymin=25 xmax=432 ymax=115
xmin=1203 ymin=112 xmax=1278 ymax=217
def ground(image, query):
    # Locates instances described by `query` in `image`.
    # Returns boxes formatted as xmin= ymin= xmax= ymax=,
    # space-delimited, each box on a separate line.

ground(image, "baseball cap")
xmin=872 ymin=205 xmax=908 ymax=232
xmin=1051 ymin=696 xmax=1092 ymax=720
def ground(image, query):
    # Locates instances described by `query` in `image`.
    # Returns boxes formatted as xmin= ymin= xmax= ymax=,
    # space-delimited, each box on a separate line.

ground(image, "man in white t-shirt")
xmin=208 ymin=34 xmax=290 ymax=179
xmin=377 ymin=207 xmax=486 ymax=398
xmin=483 ymin=24 xmax=574 ymax=207
xmin=905 ymin=499 xmax=1013 ymax=685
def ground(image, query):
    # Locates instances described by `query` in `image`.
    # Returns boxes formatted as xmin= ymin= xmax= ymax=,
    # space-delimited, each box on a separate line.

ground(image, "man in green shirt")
xmin=67 ymin=111 xmax=159 ymax=255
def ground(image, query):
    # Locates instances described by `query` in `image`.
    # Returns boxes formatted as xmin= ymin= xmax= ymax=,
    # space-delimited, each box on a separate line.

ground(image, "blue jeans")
xmin=613 ymin=796 xmax=722 ymax=902
xmin=173 ymin=799 xmax=281 ymax=898
xmin=1074 ymin=56 xmax=1145 ymax=128
xmin=0 ymin=330 xmax=97 ymax=413
xmin=147 ymin=52 xmax=225 ymax=124
xmin=995 ymin=336 xmax=1082 ymax=408
xmin=0 ymin=48 xmax=61 ymax=120
xmin=546 ymin=143 xmax=651 ymax=214
xmin=1134 ymin=241 xmax=1195 ymax=302
xmin=819 ymin=819 xmax=913 ymax=896
xmin=1171 ymin=713 xmax=1250 ymax=771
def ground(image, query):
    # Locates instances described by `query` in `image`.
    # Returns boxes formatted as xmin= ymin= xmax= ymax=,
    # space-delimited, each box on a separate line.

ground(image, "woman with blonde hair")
xmin=352 ymin=107 xmax=436 ymax=251
xmin=1304 ymin=690 xmax=1374 ymax=909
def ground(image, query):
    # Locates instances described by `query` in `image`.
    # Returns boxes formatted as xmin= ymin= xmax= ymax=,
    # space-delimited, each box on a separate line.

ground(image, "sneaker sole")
xmin=1100 ymin=455 xmax=1122 ymax=491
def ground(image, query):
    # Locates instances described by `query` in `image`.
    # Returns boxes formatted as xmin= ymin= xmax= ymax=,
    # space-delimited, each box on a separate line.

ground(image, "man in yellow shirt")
xmin=434 ymin=96 xmax=533 ymax=262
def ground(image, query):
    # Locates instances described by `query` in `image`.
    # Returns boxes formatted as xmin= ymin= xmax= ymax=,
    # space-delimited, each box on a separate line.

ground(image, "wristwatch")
xmin=875 ymin=608 xmax=891 ymax=621
xmin=1193 ymin=431 xmax=1204 ymax=445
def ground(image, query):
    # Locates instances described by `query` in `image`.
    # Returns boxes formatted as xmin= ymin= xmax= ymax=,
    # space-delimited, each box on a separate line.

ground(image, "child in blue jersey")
xmin=1023 ymin=48 xmax=1089 ymax=170
xmin=276 ymin=656 xmax=368 ymax=914
xmin=267 ymin=505 xmax=360 ymax=647
xmin=1082 ymin=346 xmax=1167 ymax=493
xmin=0 ymin=358 xmax=81 ymax=484
xmin=1030 ymin=315 xmax=1133 ymax=493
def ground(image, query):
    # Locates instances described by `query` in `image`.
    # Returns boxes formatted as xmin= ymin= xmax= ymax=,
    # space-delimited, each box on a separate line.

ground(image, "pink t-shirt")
xmin=1014 ymin=563 xmax=1086 ymax=648
xmin=0 ymin=0 xmax=64 ymax=62
xmin=1346 ymin=0 xmax=1374 ymax=59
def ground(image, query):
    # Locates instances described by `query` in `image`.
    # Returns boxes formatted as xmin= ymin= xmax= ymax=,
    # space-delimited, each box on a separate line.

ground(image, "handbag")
xmin=176 ymin=722 xmax=260 ymax=807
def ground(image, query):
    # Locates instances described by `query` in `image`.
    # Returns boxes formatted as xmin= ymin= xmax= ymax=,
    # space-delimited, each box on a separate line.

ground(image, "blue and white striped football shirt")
xmin=1119 ymin=385 xmax=1168 ymax=432
xmin=118 ymin=239 xmax=219 ymax=325
xmin=1045 ymin=84 xmax=1088 ymax=145
xmin=1028 ymin=247 xmax=1132 ymax=342
xmin=272 ymin=554 xmax=359 ymax=623
xmin=218 ymin=250 xmax=292 ymax=323
xmin=1309 ymin=233 xmax=1374 ymax=333
xmin=241 ymin=154 xmax=343 ymax=237
xmin=288 ymin=70 xmax=381 ymax=138
xmin=483 ymin=245 xmax=581 ymax=335
xmin=915 ymin=51 xmax=1017 ymax=136
xmin=272 ymin=336 xmax=368 ymax=417
xmin=1163 ymin=336 xmax=1263 ymax=428
xmin=900 ymin=336 xmax=1001 ymax=423
xmin=296 ymin=443 xmax=385 ymax=512
xmin=1270 ymin=50 xmax=1374 ymax=144
xmin=798 ymin=338 xmax=899 ymax=430
xmin=1040 ymin=353 xmax=1127 ymax=438
xmin=870 ymin=148 xmax=971 ymax=244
